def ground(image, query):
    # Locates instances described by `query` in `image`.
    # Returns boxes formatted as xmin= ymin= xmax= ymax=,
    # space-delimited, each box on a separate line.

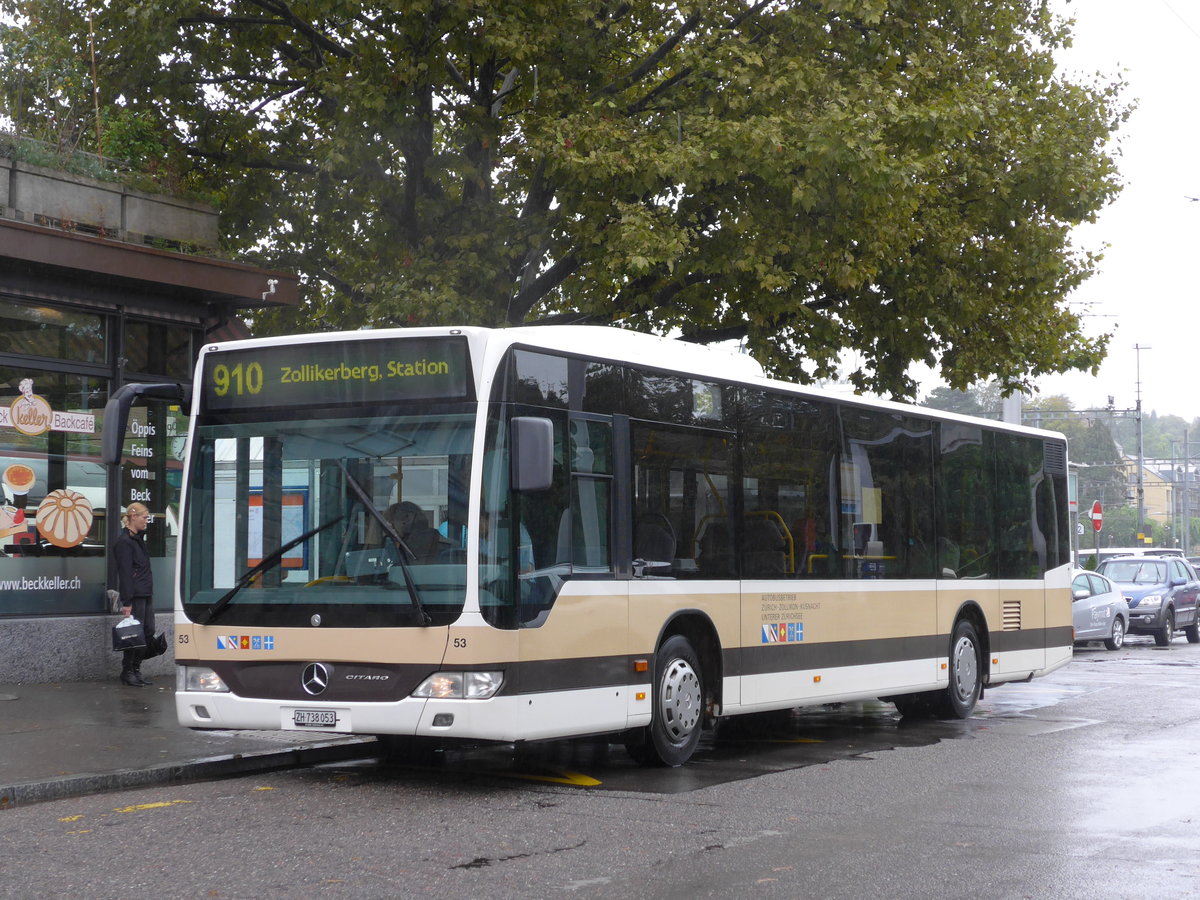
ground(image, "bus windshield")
xmin=181 ymin=409 xmax=475 ymax=628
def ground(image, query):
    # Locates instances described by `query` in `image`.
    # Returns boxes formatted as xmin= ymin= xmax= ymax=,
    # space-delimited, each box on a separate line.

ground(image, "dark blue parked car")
xmin=1096 ymin=556 xmax=1200 ymax=647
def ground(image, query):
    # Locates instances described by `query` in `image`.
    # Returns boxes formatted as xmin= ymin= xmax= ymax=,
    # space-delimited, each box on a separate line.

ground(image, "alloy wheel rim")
xmin=951 ymin=635 xmax=978 ymax=701
xmin=660 ymin=658 xmax=701 ymax=742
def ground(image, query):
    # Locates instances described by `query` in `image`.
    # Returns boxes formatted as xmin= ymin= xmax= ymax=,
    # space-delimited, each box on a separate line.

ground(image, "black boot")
xmin=120 ymin=669 xmax=144 ymax=687
xmin=133 ymin=668 xmax=152 ymax=686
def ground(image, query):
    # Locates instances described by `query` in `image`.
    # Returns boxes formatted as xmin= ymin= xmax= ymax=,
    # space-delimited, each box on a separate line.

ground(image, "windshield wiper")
xmin=337 ymin=460 xmax=432 ymax=625
xmin=197 ymin=515 xmax=344 ymax=626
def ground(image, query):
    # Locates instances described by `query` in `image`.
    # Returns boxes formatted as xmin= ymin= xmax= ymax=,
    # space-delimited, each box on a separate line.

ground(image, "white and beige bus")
xmin=104 ymin=326 xmax=1073 ymax=766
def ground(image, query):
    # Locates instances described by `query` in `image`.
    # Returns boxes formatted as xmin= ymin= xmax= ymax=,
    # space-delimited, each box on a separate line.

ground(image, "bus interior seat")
xmin=742 ymin=516 xmax=787 ymax=578
xmin=697 ymin=519 xmax=734 ymax=576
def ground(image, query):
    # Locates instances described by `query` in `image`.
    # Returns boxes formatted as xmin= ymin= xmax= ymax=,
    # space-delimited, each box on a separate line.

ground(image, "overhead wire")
xmin=1157 ymin=0 xmax=1200 ymax=44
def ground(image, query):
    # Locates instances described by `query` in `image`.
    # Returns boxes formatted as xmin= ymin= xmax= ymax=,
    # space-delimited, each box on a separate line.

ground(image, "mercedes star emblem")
xmin=301 ymin=662 xmax=330 ymax=696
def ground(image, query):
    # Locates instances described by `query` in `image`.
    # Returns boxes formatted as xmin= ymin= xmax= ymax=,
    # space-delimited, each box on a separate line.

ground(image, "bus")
xmin=103 ymin=325 xmax=1073 ymax=767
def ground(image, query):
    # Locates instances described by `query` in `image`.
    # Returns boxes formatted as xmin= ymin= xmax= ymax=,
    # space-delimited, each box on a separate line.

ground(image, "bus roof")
xmin=201 ymin=324 xmax=1065 ymax=441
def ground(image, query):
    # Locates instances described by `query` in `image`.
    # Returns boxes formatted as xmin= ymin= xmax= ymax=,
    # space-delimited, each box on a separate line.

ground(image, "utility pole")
xmin=1185 ymin=428 xmax=1192 ymax=556
xmin=1135 ymin=344 xmax=1149 ymax=538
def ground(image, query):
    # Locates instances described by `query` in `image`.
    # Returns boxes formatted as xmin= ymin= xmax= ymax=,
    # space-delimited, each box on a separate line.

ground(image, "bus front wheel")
xmin=624 ymin=635 xmax=705 ymax=767
xmin=936 ymin=619 xmax=982 ymax=719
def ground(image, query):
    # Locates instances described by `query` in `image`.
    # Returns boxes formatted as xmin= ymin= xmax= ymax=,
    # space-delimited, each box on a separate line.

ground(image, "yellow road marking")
xmin=113 ymin=800 xmax=194 ymax=813
xmin=504 ymin=769 xmax=602 ymax=787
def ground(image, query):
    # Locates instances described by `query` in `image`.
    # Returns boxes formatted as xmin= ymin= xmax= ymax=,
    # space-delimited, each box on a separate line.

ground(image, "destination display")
xmin=200 ymin=336 xmax=472 ymax=412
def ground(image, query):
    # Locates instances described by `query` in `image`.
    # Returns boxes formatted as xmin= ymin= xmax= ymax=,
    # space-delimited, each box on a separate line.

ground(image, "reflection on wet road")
xmin=343 ymin=675 xmax=1108 ymax=795
xmin=328 ymin=636 xmax=1200 ymax=795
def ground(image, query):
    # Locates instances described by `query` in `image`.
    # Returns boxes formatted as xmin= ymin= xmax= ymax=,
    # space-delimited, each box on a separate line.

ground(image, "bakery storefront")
xmin=0 ymin=303 xmax=191 ymax=617
xmin=0 ymin=197 xmax=296 ymax=682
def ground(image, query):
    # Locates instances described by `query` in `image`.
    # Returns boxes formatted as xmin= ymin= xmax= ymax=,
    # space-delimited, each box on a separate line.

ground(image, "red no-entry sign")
xmin=1091 ymin=500 xmax=1103 ymax=532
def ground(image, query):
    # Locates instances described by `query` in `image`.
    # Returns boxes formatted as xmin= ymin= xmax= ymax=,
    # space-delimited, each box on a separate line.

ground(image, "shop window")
xmin=0 ymin=299 xmax=106 ymax=364
xmin=123 ymin=319 xmax=196 ymax=379
xmin=0 ymin=368 xmax=108 ymax=616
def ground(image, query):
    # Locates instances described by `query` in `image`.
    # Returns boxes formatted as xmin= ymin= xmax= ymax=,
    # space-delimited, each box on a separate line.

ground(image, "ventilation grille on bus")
xmin=1043 ymin=440 xmax=1067 ymax=475
xmin=1002 ymin=599 xmax=1022 ymax=631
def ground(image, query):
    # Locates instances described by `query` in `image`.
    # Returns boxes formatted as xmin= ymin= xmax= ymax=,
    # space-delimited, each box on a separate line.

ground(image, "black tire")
xmin=1104 ymin=616 xmax=1126 ymax=651
xmin=1154 ymin=609 xmax=1175 ymax=647
xmin=934 ymin=619 xmax=982 ymax=719
xmin=1185 ymin=615 xmax=1200 ymax=644
xmin=890 ymin=692 xmax=936 ymax=718
xmin=375 ymin=735 xmax=443 ymax=765
xmin=624 ymin=635 xmax=705 ymax=767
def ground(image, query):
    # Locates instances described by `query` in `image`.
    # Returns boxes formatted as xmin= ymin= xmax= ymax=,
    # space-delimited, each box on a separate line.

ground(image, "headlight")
xmin=1135 ymin=594 xmax=1164 ymax=609
xmin=412 ymin=671 xmax=504 ymax=699
xmin=178 ymin=666 xmax=230 ymax=692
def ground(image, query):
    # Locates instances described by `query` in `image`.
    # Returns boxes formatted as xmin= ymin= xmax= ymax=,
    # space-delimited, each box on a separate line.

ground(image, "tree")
xmin=921 ymin=380 xmax=1003 ymax=418
xmin=1025 ymin=394 xmax=1126 ymax=517
xmin=1 ymin=0 xmax=1127 ymax=398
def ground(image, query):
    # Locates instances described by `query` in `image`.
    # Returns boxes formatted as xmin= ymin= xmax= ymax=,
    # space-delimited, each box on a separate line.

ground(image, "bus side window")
xmin=937 ymin=424 xmax=993 ymax=579
xmin=740 ymin=388 xmax=839 ymax=580
xmin=631 ymin=422 xmax=732 ymax=579
xmin=560 ymin=418 xmax=613 ymax=572
xmin=995 ymin=433 xmax=1044 ymax=578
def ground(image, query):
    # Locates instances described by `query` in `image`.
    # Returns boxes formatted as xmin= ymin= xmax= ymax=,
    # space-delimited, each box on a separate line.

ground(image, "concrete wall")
xmin=0 ymin=616 xmax=174 ymax=685
xmin=0 ymin=155 xmax=218 ymax=249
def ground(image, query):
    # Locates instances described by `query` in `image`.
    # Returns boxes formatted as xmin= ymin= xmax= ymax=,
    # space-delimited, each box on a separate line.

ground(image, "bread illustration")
xmin=36 ymin=489 xmax=94 ymax=548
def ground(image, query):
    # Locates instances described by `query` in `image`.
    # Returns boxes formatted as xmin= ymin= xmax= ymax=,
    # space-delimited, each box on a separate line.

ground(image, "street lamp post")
xmin=1135 ymin=344 xmax=1149 ymax=538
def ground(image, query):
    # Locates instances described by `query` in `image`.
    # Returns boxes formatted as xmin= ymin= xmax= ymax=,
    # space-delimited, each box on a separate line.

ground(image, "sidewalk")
xmin=0 ymin=679 xmax=377 ymax=809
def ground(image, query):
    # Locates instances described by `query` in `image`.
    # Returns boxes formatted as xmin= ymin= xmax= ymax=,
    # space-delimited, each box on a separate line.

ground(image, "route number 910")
xmin=212 ymin=362 xmax=264 ymax=397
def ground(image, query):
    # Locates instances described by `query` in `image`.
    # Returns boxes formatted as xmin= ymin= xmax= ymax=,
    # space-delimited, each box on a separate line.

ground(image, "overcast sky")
xmin=1027 ymin=0 xmax=1200 ymax=422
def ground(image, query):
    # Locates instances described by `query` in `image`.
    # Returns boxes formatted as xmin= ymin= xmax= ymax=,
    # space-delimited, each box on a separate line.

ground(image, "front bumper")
xmin=1125 ymin=605 xmax=1167 ymax=634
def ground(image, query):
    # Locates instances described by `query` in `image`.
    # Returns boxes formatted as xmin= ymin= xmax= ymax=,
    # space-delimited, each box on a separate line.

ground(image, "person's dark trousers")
xmin=120 ymin=595 xmax=155 ymax=686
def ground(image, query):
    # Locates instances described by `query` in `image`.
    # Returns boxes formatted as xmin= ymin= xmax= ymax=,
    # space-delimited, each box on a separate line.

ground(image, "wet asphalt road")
xmin=2 ymin=633 xmax=1199 ymax=899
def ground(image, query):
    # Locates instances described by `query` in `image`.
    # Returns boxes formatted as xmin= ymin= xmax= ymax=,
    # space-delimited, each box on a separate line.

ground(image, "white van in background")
xmin=1076 ymin=546 xmax=1185 ymax=569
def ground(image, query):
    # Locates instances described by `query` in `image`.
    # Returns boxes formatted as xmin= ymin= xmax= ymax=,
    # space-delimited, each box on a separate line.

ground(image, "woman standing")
xmin=113 ymin=502 xmax=154 ymax=687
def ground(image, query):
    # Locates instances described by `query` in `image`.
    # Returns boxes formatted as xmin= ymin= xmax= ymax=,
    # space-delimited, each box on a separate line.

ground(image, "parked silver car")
xmin=1072 ymin=570 xmax=1127 ymax=650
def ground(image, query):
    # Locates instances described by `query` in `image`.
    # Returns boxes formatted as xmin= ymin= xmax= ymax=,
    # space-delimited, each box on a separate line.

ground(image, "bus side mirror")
xmin=102 ymin=383 xmax=191 ymax=466
xmin=510 ymin=416 xmax=553 ymax=492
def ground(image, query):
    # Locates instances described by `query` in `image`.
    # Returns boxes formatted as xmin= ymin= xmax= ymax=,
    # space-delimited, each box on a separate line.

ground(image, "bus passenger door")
xmin=626 ymin=418 xmax=740 ymax=712
xmin=513 ymin=413 xmax=631 ymax=740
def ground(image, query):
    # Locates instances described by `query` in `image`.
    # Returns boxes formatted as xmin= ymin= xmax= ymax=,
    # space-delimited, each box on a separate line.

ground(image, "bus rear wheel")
xmin=624 ymin=635 xmax=705 ymax=767
xmin=935 ymin=619 xmax=982 ymax=719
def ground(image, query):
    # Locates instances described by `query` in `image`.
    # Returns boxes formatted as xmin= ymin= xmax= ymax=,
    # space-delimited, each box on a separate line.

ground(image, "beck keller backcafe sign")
xmin=0 ymin=379 xmax=96 ymax=436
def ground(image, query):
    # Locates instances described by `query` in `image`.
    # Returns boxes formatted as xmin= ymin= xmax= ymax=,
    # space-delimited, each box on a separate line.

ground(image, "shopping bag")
xmin=141 ymin=632 xmax=169 ymax=660
xmin=111 ymin=616 xmax=146 ymax=651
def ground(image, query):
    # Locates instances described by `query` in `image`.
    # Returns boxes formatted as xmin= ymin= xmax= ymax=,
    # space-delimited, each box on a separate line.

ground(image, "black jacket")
xmin=114 ymin=528 xmax=153 ymax=600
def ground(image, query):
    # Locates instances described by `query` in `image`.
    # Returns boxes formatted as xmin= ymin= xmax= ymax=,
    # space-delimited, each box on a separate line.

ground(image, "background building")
xmin=1 ymin=152 xmax=297 ymax=682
